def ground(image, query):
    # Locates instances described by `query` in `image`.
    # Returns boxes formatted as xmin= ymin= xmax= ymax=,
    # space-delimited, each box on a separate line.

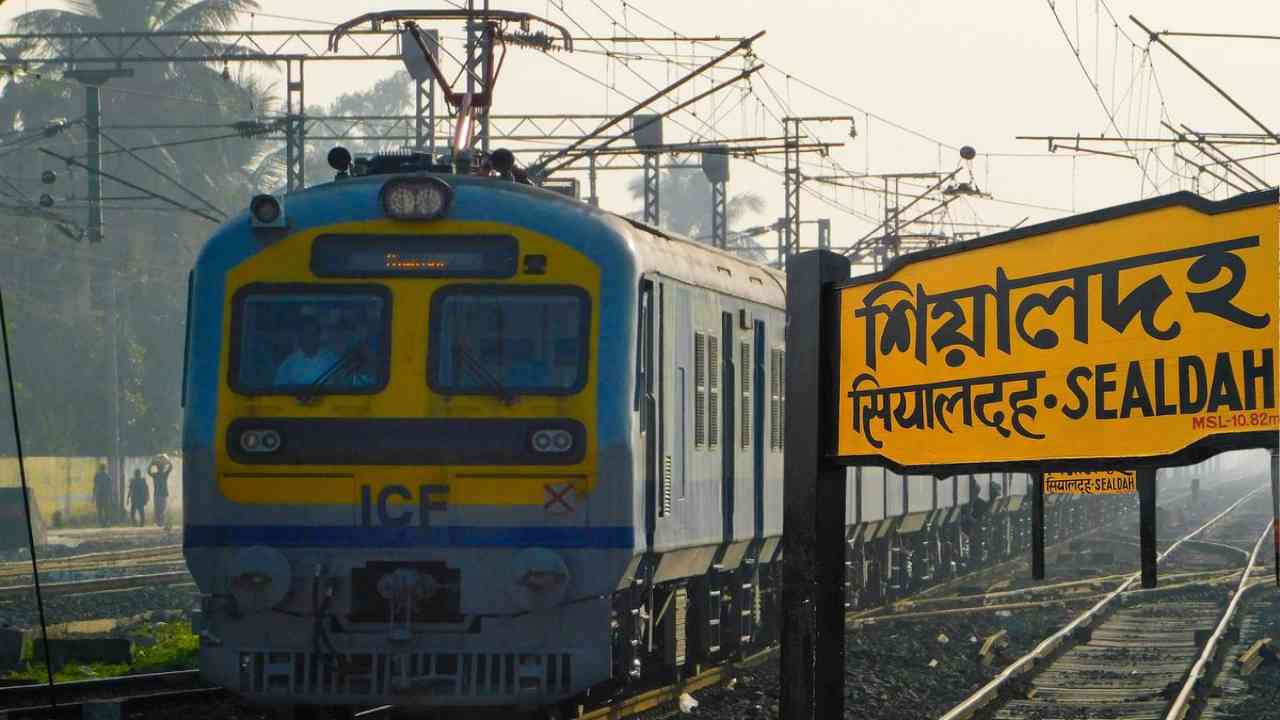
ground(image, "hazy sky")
xmin=2 ymin=0 xmax=1276 ymax=258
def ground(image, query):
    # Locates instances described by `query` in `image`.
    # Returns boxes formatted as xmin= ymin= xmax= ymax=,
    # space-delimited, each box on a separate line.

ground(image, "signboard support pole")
xmin=1031 ymin=471 xmax=1045 ymax=580
xmin=1270 ymin=448 xmax=1278 ymax=587
xmin=780 ymin=250 xmax=850 ymax=720
xmin=1138 ymin=468 xmax=1158 ymax=589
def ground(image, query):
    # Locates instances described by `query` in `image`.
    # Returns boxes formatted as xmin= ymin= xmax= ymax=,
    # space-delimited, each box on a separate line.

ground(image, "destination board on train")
xmin=1043 ymin=471 xmax=1137 ymax=495
xmin=834 ymin=189 xmax=1280 ymax=470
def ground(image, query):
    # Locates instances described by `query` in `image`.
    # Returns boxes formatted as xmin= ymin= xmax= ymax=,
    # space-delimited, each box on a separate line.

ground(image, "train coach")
xmin=181 ymin=147 xmax=794 ymax=717
xmin=181 ymin=147 xmax=1103 ymax=718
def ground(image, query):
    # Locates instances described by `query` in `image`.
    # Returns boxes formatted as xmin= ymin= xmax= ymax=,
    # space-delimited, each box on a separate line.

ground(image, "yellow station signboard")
xmin=835 ymin=190 xmax=1279 ymax=470
xmin=1043 ymin=471 xmax=1136 ymax=495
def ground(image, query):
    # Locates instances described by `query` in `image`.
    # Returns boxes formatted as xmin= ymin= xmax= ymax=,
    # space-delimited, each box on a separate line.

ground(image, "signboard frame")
xmin=830 ymin=188 xmax=1279 ymax=475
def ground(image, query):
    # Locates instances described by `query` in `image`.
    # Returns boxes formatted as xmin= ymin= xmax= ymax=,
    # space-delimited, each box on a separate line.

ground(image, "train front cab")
xmin=183 ymin=176 xmax=642 ymax=711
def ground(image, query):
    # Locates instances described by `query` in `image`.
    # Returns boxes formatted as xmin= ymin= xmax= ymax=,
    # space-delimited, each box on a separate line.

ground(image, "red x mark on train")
xmin=544 ymin=483 xmax=575 ymax=514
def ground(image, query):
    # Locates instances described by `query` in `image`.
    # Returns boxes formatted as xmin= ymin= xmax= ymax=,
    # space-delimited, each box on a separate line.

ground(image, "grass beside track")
xmin=5 ymin=620 xmax=197 ymax=683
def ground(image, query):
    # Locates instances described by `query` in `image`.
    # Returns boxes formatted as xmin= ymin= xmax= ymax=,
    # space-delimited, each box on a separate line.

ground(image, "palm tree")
xmin=0 ymin=0 xmax=266 ymax=459
xmin=626 ymin=167 xmax=768 ymax=257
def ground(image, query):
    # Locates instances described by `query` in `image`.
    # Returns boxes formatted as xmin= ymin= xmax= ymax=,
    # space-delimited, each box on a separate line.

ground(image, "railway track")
xmin=0 ymin=570 xmax=192 ymax=600
xmin=0 ymin=546 xmax=184 ymax=580
xmin=0 ymin=543 xmax=190 ymax=599
xmin=0 ymin=670 xmax=217 ymax=719
xmin=572 ymin=486 xmax=1230 ymax=720
xmin=938 ymin=486 xmax=1274 ymax=720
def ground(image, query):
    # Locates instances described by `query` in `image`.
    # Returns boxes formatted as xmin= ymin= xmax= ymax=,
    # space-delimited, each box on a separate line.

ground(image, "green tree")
xmin=0 ymin=0 xmax=269 ymax=458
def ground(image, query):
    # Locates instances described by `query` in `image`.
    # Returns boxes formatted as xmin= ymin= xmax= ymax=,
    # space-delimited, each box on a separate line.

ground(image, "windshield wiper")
xmin=296 ymin=344 xmax=367 ymax=402
xmin=453 ymin=341 xmax=517 ymax=405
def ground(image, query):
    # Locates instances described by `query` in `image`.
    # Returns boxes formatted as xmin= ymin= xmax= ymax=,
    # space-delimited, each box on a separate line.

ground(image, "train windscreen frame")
xmin=310 ymin=234 xmax=518 ymax=278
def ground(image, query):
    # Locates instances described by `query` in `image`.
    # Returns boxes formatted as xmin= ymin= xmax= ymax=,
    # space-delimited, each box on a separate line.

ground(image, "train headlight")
xmin=249 ymin=194 xmax=286 ymax=227
xmin=509 ymin=548 xmax=570 ymax=613
xmin=381 ymin=176 xmax=452 ymax=220
xmin=239 ymin=429 xmax=281 ymax=454
xmin=531 ymin=429 xmax=573 ymax=454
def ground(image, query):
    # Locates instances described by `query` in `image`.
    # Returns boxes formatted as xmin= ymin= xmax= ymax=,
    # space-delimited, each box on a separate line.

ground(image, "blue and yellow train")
xmin=181 ymin=148 xmax=1101 ymax=717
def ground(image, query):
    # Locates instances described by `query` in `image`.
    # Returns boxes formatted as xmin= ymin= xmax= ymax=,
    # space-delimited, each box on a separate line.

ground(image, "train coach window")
xmin=229 ymin=284 xmax=390 ymax=396
xmin=429 ymin=285 xmax=590 ymax=396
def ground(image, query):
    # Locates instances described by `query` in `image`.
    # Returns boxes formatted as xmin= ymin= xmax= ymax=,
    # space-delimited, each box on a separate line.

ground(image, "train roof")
xmin=252 ymin=172 xmax=788 ymax=309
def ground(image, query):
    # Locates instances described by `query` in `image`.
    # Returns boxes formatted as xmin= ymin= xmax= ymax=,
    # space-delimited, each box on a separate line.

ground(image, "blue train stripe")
xmin=184 ymin=524 xmax=634 ymax=549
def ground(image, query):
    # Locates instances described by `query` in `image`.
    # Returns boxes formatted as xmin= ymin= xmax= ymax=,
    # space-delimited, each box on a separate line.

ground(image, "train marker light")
xmin=249 ymin=194 xmax=285 ymax=228
xmin=240 ymin=429 xmax=281 ymax=453
xmin=531 ymin=429 xmax=573 ymax=454
xmin=381 ymin=176 xmax=452 ymax=221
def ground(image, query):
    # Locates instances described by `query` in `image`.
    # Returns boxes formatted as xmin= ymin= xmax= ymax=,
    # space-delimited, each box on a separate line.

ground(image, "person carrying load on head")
xmin=148 ymin=454 xmax=173 ymax=529
xmin=127 ymin=468 xmax=150 ymax=527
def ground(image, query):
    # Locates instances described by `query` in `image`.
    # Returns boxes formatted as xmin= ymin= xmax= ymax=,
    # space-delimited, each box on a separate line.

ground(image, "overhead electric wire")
xmin=1046 ymin=0 xmax=1161 ymax=195
xmin=99 ymin=130 xmax=228 ymax=220
xmin=618 ymin=0 xmax=958 ymax=151
xmin=38 ymin=148 xmax=222 ymax=224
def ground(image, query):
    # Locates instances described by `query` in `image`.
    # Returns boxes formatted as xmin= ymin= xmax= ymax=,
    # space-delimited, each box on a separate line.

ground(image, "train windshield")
xmin=429 ymin=285 xmax=590 ymax=396
xmin=232 ymin=286 xmax=390 ymax=395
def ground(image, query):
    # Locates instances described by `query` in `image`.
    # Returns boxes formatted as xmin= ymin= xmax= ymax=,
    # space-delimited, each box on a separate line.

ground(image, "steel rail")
xmin=1165 ymin=518 xmax=1275 ymax=720
xmin=2 ymin=687 xmax=224 ymax=716
xmin=0 ymin=570 xmax=191 ymax=599
xmin=0 ymin=545 xmax=182 ymax=571
xmin=936 ymin=484 xmax=1267 ymax=720
xmin=0 ymin=669 xmax=202 ymax=709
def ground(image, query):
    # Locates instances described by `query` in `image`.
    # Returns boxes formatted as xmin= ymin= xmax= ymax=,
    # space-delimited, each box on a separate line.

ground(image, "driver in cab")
xmin=274 ymin=316 xmax=339 ymax=387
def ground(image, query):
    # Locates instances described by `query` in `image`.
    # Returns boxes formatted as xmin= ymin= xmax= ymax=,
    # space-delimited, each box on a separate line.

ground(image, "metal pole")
xmin=783 ymin=118 xmax=799 ymax=261
xmin=780 ymin=250 xmax=850 ymax=720
xmin=109 ymin=275 xmax=121 ymax=516
xmin=478 ymin=1 xmax=492 ymax=154
xmin=285 ymin=60 xmax=306 ymax=193
xmin=414 ymin=76 xmax=437 ymax=156
xmin=1271 ymin=448 xmax=1278 ymax=587
xmin=0 ymin=288 xmax=57 ymax=706
xmin=854 ymin=468 xmax=862 ymax=525
xmin=1031 ymin=471 xmax=1045 ymax=580
xmin=86 ymin=83 xmax=103 ymax=243
xmin=642 ymin=152 xmax=660 ymax=226
xmin=1138 ymin=467 xmax=1158 ymax=589
xmin=587 ymin=155 xmax=599 ymax=207
xmin=882 ymin=468 xmax=888 ymax=519
xmin=710 ymin=179 xmax=727 ymax=249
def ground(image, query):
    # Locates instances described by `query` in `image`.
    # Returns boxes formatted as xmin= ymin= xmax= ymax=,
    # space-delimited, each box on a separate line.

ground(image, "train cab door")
xmin=753 ymin=320 xmax=765 ymax=539
xmin=638 ymin=279 xmax=664 ymax=551
xmin=720 ymin=312 xmax=735 ymax=543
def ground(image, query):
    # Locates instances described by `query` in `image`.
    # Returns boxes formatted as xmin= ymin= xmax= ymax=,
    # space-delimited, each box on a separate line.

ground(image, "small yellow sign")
xmin=1044 ymin=471 xmax=1136 ymax=495
xmin=835 ymin=189 xmax=1279 ymax=470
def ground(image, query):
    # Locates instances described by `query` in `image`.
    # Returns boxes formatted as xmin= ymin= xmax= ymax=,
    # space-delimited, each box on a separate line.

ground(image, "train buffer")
xmin=1236 ymin=637 xmax=1276 ymax=676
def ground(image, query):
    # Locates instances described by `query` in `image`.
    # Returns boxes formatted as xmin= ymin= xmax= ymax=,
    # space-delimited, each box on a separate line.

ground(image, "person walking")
xmin=148 ymin=455 xmax=172 ymax=529
xmin=92 ymin=464 xmax=112 ymax=527
xmin=127 ymin=469 xmax=149 ymax=527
